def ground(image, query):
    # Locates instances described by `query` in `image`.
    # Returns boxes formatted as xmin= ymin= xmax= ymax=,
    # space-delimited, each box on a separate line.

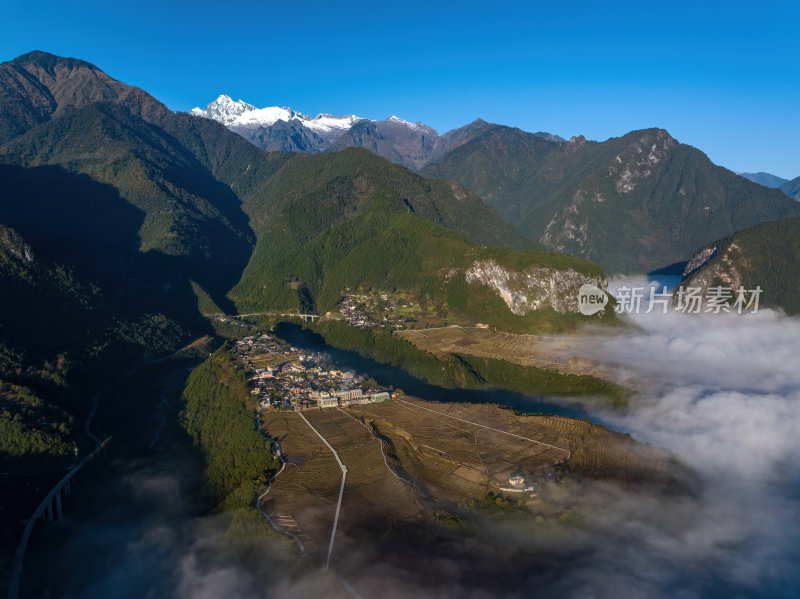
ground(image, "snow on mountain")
xmin=189 ymin=95 xmax=494 ymax=169
xmin=189 ymin=95 xmax=438 ymax=144
xmin=189 ymin=95 xmax=561 ymax=171
xmin=386 ymin=115 xmax=427 ymax=132
xmin=191 ymin=95 xmax=307 ymax=128
xmin=190 ymin=94 xmax=258 ymax=126
xmin=190 ymin=95 xmax=366 ymax=141
xmin=233 ymin=105 xmax=305 ymax=128
xmin=304 ymin=113 xmax=364 ymax=138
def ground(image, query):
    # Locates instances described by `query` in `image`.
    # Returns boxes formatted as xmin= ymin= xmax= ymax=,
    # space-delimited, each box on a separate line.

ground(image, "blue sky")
xmin=2 ymin=0 xmax=798 ymax=178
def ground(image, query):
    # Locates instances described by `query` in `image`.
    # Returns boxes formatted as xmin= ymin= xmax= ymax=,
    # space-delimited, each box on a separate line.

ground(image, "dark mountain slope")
xmin=0 ymin=51 xmax=609 ymax=337
xmin=0 ymin=164 xmax=212 ymax=333
xmin=678 ymin=216 xmax=800 ymax=315
xmin=0 ymin=102 xmax=254 ymax=308
xmin=423 ymin=126 xmax=800 ymax=272
xmin=236 ymin=147 xmax=532 ymax=250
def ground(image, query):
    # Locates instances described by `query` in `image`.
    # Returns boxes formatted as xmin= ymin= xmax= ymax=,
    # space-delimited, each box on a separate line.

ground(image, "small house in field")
xmin=508 ymin=471 xmax=526 ymax=489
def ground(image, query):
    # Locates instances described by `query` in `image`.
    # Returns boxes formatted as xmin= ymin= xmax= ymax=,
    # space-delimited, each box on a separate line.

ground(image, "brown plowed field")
xmin=397 ymin=326 xmax=616 ymax=380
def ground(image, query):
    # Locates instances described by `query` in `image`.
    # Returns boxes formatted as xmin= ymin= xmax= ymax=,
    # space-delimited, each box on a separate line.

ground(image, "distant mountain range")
xmin=736 ymin=171 xmax=789 ymax=188
xmin=780 ymin=175 xmax=800 ymax=201
xmin=190 ymin=95 xmax=564 ymax=170
xmin=190 ymin=97 xmax=800 ymax=274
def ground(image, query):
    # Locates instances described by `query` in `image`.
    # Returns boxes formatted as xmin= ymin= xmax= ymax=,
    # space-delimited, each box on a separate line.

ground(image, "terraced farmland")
xmin=259 ymin=412 xmax=342 ymax=560
xmin=261 ymin=397 xmax=677 ymax=573
xmin=409 ymin=399 xmax=675 ymax=483
xmin=351 ymin=398 xmax=676 ymax=494
xmin=260 ymin=409 xmax=420 ymax=566
xmin=349 ymin=398 xmax=572 ymax=501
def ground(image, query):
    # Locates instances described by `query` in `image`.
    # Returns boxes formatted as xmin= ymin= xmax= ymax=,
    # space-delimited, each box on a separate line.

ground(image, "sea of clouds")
xmin=549 ymin=276 xmax=800 ymax=598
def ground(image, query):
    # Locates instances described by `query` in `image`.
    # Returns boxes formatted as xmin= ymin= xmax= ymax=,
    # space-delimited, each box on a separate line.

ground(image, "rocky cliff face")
xmin=682 ymin=246 xmax=718 ymax=279
xmin=464 ymin=259 xmax=607 ymax=315
xmin=0 ymin=225 xmax=35 ymax=265
xmin=424 ymin=125 xmax=800 ymax=274
xmin=678 ymin=243 xmax=744 ymax=296
xmin=675 ymin=217 xmax=800 ymax=315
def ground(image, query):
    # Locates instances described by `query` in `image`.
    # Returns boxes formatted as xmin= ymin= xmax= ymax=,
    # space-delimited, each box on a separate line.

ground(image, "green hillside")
xmin=233 ymin=147 xmax=532 ymax=250
xmin=1 ymin=52 xmax=601 ymax=335
xmin=180 ymin=346 xmax=279 ymax=509
xmin=229 ymin=187 xmax=610 ymax=332
xmin=423 ymin=126 xmax=800 ymax=273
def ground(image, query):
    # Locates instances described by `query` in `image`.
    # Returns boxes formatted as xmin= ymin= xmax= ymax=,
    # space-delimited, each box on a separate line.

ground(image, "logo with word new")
xmin=578 ymin=284 xmax=609 ymax=315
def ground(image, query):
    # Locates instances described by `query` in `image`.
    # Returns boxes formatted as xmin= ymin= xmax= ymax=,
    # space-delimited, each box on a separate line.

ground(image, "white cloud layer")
xmin=555 ymin=296 xmax=800 ymax=597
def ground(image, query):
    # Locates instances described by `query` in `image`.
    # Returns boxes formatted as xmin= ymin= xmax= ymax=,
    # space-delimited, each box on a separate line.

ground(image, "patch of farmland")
xmin=397 ymin=327 xmax=614 ymax=380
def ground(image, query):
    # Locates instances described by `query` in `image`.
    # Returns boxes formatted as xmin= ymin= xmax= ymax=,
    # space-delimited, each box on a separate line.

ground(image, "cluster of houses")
xmin=337 ymin=292 xmax=407 ymax=329
xmin=234 ymin=333 xmax=393 ymax=412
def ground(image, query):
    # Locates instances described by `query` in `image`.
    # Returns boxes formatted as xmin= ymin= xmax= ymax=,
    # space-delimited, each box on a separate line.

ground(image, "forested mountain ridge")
xmin=0 ymin=51 xmax=536 ymax=315
xmin=422 ymin=125 xmax=800 ymax=273
xmin=678 ymin=216 xmax=800 ymax=315
xmin=0 ymin=51 xmax=610 ymax=347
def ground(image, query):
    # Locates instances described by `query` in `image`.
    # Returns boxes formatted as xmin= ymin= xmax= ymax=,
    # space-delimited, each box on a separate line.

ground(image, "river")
xmin=273 ymin=322 xmax=605 ymax=423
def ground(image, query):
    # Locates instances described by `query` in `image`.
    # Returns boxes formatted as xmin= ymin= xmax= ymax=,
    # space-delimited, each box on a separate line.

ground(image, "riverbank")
xmin=273 ymin=321 xmax=627 ymax=416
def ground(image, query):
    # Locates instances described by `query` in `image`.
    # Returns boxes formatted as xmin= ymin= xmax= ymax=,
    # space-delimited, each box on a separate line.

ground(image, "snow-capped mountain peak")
xmin=233 ymin=105 xmax=305 ymax=128
xmin=189 ymin=94 xmax=444 ymax=168
xmin=190 ymin=96 xmax=369 ymax=141
xmin=304 ymin=113 xmax=365 ymax=137
xmin=190 ymin=95 xmax=435 ymax=139
xmin=190 ymin=94 xmax=257 ymax=126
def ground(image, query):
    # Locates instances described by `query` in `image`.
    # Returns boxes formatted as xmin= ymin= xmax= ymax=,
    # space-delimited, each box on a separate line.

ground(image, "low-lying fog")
xmin=549 ymin=277 xmax=800 ymax=598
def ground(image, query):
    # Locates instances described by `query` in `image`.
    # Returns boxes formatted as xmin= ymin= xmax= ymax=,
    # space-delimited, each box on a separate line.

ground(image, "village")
xmin=337 ymin=289 xmax=454 ymax=329
xmin=234 ymin=333 xmax=393 ymax=412
xmin=337 ymin=291 xmax=409 ymax=328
